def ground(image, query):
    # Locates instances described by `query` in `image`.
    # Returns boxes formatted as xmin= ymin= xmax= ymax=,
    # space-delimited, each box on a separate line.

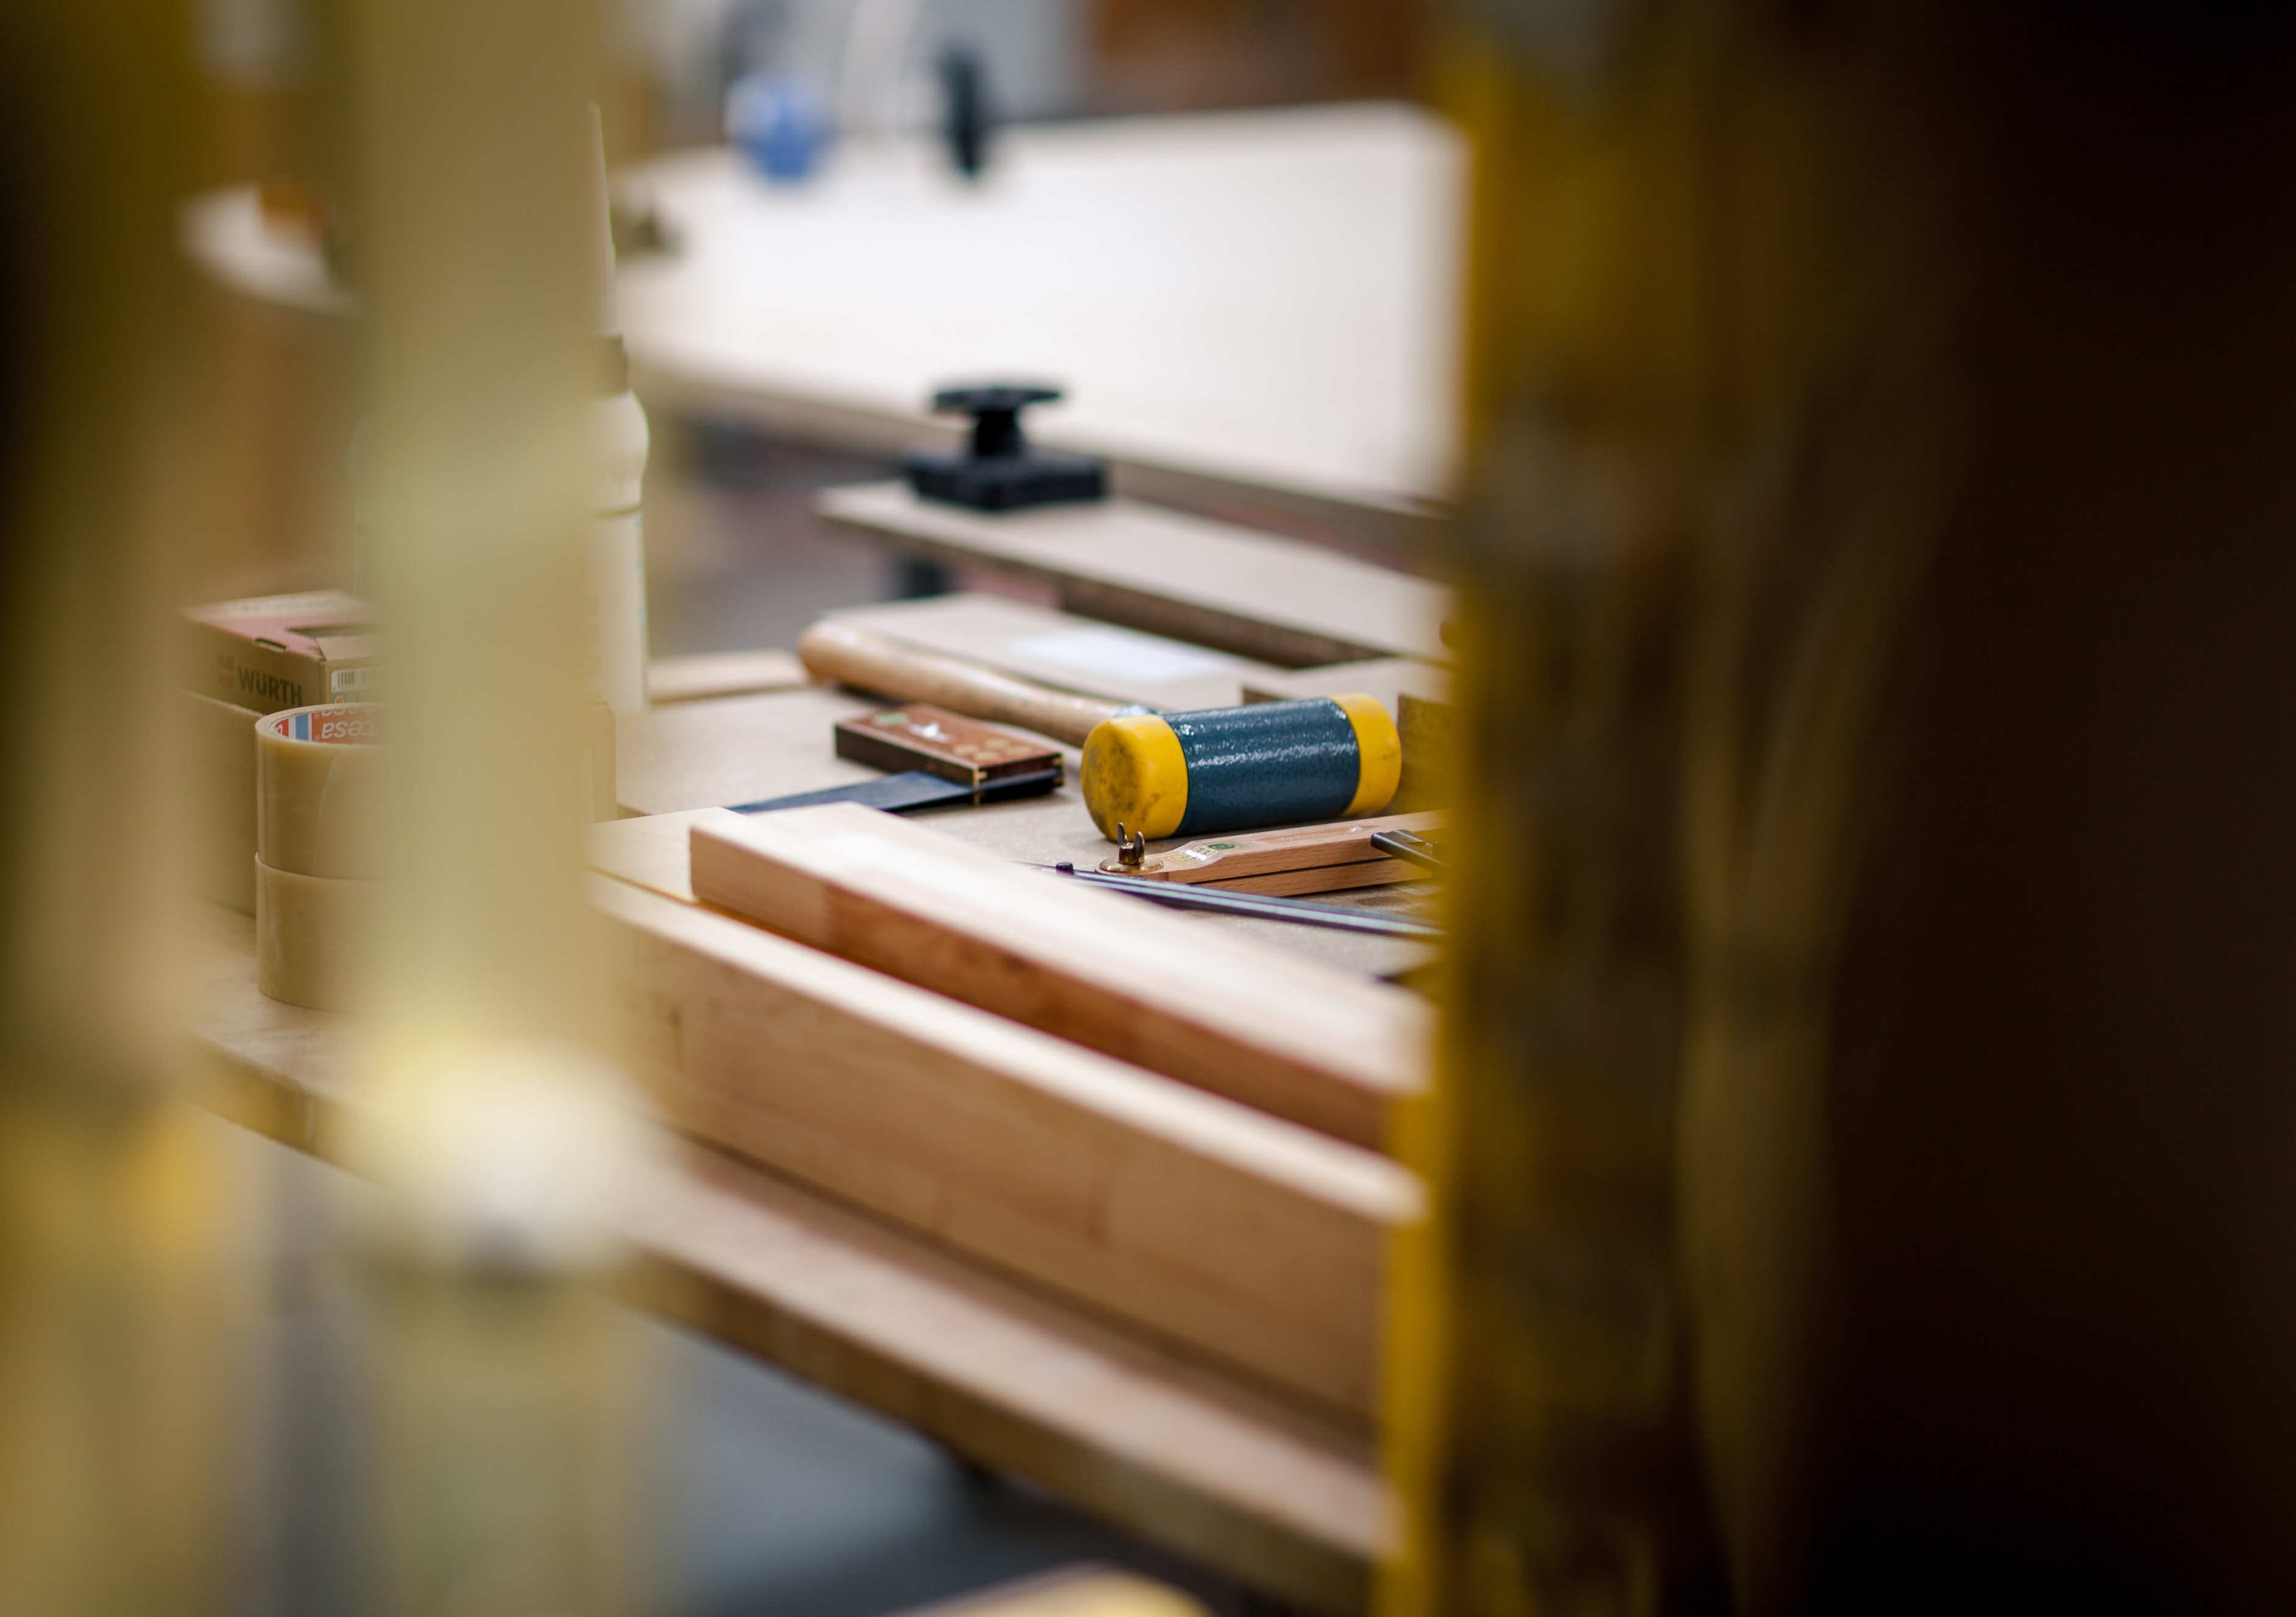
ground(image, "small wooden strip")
xmin=595 ymin=873 xmax=1420 ymax=1418
xmin=1197 ymin=860 xmax=1417 ymax=898
xmin=1108 ymin=812 xmax=1445 ymax=886
xmin=648 ymin=648 xmax=809 ymax=704
xmin=687 ymin=804 xmax=1431 ymax=1152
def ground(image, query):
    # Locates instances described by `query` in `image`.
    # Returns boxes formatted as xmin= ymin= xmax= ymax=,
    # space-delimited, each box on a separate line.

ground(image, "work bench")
xmin=189 ymin=675 xmax=1431 ymax=1616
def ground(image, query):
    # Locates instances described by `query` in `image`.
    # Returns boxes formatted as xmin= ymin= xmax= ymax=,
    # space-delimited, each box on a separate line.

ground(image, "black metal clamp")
xmin=905 ymin=385 xmax=1107 ymax=513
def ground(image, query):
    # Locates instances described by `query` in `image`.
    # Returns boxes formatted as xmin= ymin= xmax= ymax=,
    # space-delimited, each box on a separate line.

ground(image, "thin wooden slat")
xmin=687 ymin=804 xmax=1431 ymax=1152
xmin=821 ymin=592 xmax=1283 ymax=713
xmin=1108 ymin=812 xmax=1444 ymax=887
xmin=818 ymin=483 xmax=1453 ymax=669
xmin=1197 ymin=861 xmax=1416 ymax=898
xmin=647 ymin=648 xmax=809 ymax=704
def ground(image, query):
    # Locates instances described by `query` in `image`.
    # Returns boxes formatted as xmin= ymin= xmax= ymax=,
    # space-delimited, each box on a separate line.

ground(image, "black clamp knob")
xmin=904 ymin=383 xmax=1107 ymax=513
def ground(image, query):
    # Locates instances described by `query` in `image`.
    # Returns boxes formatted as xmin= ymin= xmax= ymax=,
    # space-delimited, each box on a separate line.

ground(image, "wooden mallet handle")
xmin=798 ymin=620 xmax=1130 ymax=747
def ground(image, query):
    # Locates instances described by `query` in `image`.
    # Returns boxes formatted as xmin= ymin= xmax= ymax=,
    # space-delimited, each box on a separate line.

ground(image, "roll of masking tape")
xmin=256 ymin=703 xmax=385 ymax=879
xmin=255 ymin=856 xmax=382 ymax=1011
xmin=1080 ymin=694 xmax=1401 ymax=842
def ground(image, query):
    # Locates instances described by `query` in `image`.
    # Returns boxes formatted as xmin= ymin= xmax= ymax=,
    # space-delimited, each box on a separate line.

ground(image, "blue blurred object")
xmin=726 ymin=71 xmax=831 ymax=184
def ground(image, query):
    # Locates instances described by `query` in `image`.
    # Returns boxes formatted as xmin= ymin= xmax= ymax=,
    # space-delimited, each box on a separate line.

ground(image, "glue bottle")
xmin=588 ymin=108 xmax=651 ymax=714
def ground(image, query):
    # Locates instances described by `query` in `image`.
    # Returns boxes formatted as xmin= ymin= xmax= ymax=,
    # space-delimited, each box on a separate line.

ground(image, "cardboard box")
xmin=182 ymin=590 xmax=381 ymax=714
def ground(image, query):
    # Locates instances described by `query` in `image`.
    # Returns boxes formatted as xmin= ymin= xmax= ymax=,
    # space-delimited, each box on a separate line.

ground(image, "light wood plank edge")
xmin=1196 ymin=859 xmax=1417 ymax=898
xmin=817 ymin=504 xmax=1386 ymax=670
xmin=185 ymin=1014 xmax=1389 ymax=1616
xmin=647 ymin=649 xmax=810 ymax=705
xmin=686 ymin=808 xmax=1430 ymax=1156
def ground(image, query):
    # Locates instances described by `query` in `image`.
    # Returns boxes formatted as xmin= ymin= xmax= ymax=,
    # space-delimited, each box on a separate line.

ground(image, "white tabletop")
xmin=616 ymin=101 xmax=1465 ymax=522
xmin=185 ymin=102 xmax=1465 ymax=539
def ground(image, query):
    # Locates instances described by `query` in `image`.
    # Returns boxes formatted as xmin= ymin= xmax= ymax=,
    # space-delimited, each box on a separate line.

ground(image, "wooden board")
xmin=823 ymin=592 xmax=1284 ymax=713
xmin=1110 ymin=812 xmax=1444 ymax=886
xmin=594 ymin=873 xmax=1419 ymax=1418
xmin=181 ymin=904 xmax=1390 ymax=1615
xmin=647 ymin=648 xmax=809 ymax=704
xmin=819 ymin=485 xmax=1453 ymax=669
xmin=686 ymin=804 xmax=1431 ymax=1153
xmin=592 ymin=803 xmax=1442 ymax=984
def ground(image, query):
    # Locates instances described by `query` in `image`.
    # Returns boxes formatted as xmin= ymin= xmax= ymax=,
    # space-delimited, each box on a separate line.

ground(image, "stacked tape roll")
xmin=254 ymin=703 xmax=384 ymax=1009
xmin=1080 ymin=694 xmax=1401 ymax=842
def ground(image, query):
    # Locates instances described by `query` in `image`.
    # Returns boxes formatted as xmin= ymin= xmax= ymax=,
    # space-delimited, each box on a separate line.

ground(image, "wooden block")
xmin=686 ymin=803 xmax=1431 ymax=1152
xmin=1241 ymin=658 xmax=1451 ymax=720
xmin=647 ymin=648 xmax=810 ymax=704
xmin=1107 ymin=812 xmax=1444 ymax=887
xmin=820 ymin=483 xmax=1453 ymax=669
xmin=591 ymin=804 xmax=1442 ymax=984
xmin=595 ymin=873 xmax=1420 ymax=1419
xmin=1197 ymin=861 xmax=1414 ymax=898
xmin=835 ymin=703 xmax=1066 ymax=787
xmin=824 ymin=592 xmax=1284 ymax=712
xmin=1394 ymin=691 xmax=1453 ymax=814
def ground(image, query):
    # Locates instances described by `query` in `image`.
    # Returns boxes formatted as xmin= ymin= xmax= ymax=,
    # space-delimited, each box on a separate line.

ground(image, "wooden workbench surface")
xmin=186 ymin=902 xmax=1392 ymax=1614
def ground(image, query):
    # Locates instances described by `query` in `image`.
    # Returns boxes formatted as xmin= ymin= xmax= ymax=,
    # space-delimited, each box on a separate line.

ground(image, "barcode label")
xmin=330 ymin=665 xmax=381 ymax=695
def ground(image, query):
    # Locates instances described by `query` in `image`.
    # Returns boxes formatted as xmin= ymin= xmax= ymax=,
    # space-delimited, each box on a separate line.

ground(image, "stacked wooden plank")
xmin=595 ymin=873 xmax=1417 ymax=1417
xmin=684 ymin=803 xmax=1430 ymax=1149
xmin=587 ymin=802 xmax=1431 ymax=1421
xmin=575 ymin=792 xmax=1433 ymax=1611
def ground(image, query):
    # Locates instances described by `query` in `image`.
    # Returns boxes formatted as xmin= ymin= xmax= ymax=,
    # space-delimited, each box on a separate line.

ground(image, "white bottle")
xmin=587 ymin=110 xmax=651 ymax=714
xmin=590 ymin=368 xmax=651 ymax=714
